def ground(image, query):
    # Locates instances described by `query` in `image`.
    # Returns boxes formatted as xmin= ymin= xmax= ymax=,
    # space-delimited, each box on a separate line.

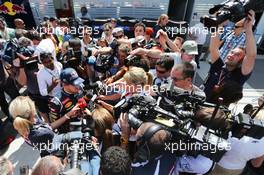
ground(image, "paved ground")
xmin=1 ymin=54 xmax=264 ymax=175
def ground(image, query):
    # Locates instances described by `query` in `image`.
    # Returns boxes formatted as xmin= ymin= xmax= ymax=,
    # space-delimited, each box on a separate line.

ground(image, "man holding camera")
xmin=204 ymin=10 xmax=256 ymax=103
xmin=49 ymin=68 xmax=84 ymax=133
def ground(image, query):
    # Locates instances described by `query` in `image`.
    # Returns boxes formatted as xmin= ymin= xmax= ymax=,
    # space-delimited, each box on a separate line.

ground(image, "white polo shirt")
xmin=37 ymin=61 xmax=62 ymax=98
xmin=217 ymin=136 xmax=264 ymax=170
xmin=174 ymin=154 xmax=213 ymax=175
xmin=163 ymin=52 xmax=197 ymax=81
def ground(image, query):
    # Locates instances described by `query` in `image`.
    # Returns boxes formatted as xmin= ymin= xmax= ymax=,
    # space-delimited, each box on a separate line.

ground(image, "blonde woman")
xmin=9 ymin=96 xmax=80 ymax=156
xmin=101 ymin=23 xmax=114 ymax=44
xmin=122 ymin=66 xmax=153 ymax=96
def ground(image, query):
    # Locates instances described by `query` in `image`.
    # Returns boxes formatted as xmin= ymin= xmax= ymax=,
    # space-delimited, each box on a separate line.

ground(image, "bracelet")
xmin=64 ymin=114 xmax=71 ymax=120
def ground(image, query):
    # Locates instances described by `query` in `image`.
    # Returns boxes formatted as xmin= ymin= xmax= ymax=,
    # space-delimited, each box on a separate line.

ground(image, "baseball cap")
xmin=60 ymin=68 xmax=84 ymax=86
xmin=112 ymin=27 xmax=124 ymax=34
xmin=182 ymin=40 xmax=198 ymax=55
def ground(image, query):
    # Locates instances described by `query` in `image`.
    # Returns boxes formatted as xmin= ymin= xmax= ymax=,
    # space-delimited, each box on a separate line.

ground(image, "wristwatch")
xmin=120 ymin=136 xmax=129 ymax=145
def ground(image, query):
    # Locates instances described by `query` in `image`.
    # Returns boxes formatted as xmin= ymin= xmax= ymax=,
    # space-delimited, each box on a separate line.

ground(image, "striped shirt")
xmin=219 ymin=31 xmax=246 ymax=61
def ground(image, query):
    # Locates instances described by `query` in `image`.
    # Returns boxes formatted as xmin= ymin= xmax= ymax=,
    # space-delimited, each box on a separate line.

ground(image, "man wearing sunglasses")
xmin=170 ymin=63 xmax=213 ymax=175
xmin=153 ymin=56 xmax=174 ymax=86
xmin=112 ymin=27 xmax=125 ymax=39
xmin=170 ymin=62 xmax=203 ymax=94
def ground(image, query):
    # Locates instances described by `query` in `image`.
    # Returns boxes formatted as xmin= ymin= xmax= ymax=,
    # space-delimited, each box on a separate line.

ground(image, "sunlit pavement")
xmin=0 ymin=136 xmax=40 ymax=175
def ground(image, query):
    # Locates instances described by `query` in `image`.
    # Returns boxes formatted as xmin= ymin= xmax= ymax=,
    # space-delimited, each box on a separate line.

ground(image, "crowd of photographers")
xmin=0 ymin=8 xmax=264 ymax=175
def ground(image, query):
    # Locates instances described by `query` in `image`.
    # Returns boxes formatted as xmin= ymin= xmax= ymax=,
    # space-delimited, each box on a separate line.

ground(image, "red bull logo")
xmin=0 ymin=2 xmax=27 ymax=16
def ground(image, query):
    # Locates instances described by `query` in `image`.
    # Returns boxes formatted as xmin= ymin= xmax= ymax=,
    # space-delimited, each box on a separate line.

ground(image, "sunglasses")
xmin=114 ymin=35 xmax=123 ymax=39
xmin=104 ymin=29 xmax=110 ymax=32
xmin=171 ymin=76 xmax=185 ymax=82
xmin=156 ymin=68 xmax=167 ymax=74
xmin=234 ymin=25 xmax=243 ymax=28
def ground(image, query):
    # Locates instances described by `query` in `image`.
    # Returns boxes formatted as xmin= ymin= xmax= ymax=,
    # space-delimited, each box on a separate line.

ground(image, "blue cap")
xmin=60 ymin=68 xmax=84 ymax=86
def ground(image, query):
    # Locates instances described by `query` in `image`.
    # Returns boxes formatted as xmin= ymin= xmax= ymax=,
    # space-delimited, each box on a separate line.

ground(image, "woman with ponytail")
xmin=9 ymin=96 xmax=82 ymax=157
xmin=9 ymin=96 xmax=54 ymax=156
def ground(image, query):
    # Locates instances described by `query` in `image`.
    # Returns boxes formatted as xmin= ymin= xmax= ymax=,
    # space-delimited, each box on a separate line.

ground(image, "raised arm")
xmin=241 ymin=10 xmax=257 ymax=75
xmin=209 ymin=28 xmax=222 ymax=63
xmin=130 ymin=48 xmax=162 ymax=59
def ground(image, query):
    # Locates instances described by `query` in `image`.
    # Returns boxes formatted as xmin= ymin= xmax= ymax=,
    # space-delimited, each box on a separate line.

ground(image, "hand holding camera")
xmin=244 ymin=10 xmax=255 ymax=30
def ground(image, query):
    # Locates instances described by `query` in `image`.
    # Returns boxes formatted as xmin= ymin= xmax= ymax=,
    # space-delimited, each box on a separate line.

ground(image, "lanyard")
xmin=217 ymin=69 xmax=228 ymax=86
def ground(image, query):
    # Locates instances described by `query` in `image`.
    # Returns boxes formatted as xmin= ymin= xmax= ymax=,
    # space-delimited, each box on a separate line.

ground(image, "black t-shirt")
xmin=25 ymin=69 xmax=40 ymax=95
xmin=204 ymin=58 xmax=251 ymax=101
xmin=27 ymin=115 xmax=54 ymax=157
xmin=153 ymin=25 xmax=166 ymax=38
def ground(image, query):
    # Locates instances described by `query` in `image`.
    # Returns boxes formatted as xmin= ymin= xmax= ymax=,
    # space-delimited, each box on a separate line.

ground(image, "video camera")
xmin=2 ymin=39 xmax=38 ymax=71
xmin=113 ymin=94 xmax=230 ymax=161
xmin=94 ymin=54 xmax=115 ymax=74
xmin=158 ymin=85 xmax=264 ymax=139
xmin=62 ymin=47 xmax=83 ymax=68
xmin=201 ymin=0 xmax=264 ymax=28
xmin=124 ymin=55 xmax=141 ymax=67
xmin=113 ymin=92 xmax=264 ymax=161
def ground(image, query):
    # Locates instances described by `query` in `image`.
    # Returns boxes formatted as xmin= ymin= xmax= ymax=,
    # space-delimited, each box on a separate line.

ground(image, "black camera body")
xmin=201 ymin=0 xmax=264 ymax=28
xmin=231 ymin=113 xmax=264 ymax=139
xmin=94 ymin=54 xmax=115 ymax=73
xmin=114 ymin=93 xmax=264 ymax=162
xmin=62 ymin=48 xmax=82 ymax=69
xmin=124 ymin=55 xmax=141 ymax=67
xmin=66 ymin=117 xmax=96 ymax=171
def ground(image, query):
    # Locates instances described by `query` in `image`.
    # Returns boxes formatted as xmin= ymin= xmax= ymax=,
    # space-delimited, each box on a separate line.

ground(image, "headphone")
xmin=135 ymin=124 xmax=165 ymax=163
